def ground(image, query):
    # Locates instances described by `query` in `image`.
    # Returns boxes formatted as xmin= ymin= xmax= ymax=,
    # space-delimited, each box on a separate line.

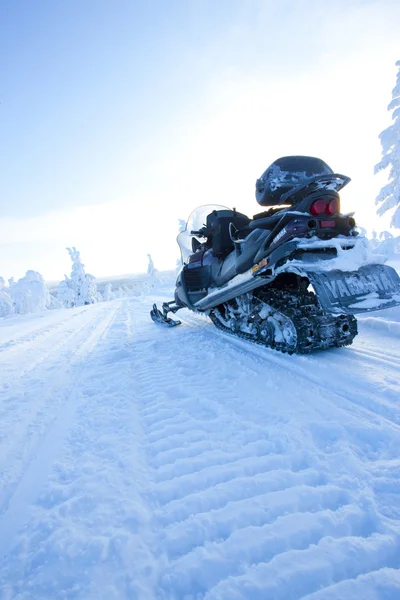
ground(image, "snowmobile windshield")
xmin=177 ymin=204 xmax=230 ymax=264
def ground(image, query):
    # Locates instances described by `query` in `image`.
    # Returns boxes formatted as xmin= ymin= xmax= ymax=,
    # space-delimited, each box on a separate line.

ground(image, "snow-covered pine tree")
xmin=102 ymin=282 xmax=115 ymax=302
xmin=147 ymin=254 xmax=157 ymax=276
xmin=57 ymin=247 xmax=100 ymax=307
xmin=375 ymin=60 xmax=400 ymax=228
xmin=176 ymin=218 xmax=187 ymax=272
xmin=145 ymin=253 xmax=159 ymax=291
xmin=0 ymin=277 xmax=14 ymax=317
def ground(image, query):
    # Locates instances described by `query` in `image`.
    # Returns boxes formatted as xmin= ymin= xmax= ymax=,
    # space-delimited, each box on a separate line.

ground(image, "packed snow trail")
xmin=0 ymin=285 xmax=399 ymax=599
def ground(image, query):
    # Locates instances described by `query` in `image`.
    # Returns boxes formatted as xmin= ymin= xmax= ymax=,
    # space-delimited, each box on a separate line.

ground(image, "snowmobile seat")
xmin=206 ymin=210 xmax=250 ymax=257
xmin=249 ymin=213 xmax=285 ymax=230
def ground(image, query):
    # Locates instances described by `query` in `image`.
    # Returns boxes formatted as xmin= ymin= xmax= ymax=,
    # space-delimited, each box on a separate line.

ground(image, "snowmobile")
xmin=151 ymin=156 xmax=400 ymax=353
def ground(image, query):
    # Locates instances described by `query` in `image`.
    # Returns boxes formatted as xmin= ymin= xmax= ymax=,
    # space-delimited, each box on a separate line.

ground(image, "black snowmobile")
xmin=151 ymin=156 xmax=400 ymax=353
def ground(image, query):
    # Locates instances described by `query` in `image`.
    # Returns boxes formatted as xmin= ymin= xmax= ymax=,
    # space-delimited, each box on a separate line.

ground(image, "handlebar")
xmin=190 ymin=227 xmax=210 ymax=237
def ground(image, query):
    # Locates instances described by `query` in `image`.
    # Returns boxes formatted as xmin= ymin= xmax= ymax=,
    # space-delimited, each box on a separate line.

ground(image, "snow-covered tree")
xmin=0 ymin=277 xmax=14 ymax=317
xmin=144 ymin=254 xmax=159 ymax=291
xmin=57 ymin=247 xmax=100 ymax=307
xmin=102 ymin=282 xmax=115 ymax=302
xmin=379 ymin=230 xmax=393 ymax=241
xmin=9 ymin=270 xmax=60 ymax=314
xmin=57 ymin=277 xmax=76 ymax=308
xmin=375 ymin=60 xmax=400 ymax=228
xmin=147 ymin=253 xmax=157 ymax=276
xmin=176 ymin=218 xmax=187 ymax=271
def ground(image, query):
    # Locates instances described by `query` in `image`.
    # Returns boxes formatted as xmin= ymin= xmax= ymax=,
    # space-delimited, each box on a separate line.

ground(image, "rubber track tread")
xmin=209 ymin=288 xmax=358 ymax=354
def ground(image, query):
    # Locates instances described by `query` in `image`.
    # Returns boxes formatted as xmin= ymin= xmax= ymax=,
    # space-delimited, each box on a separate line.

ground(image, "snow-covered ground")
xmin=0 ymin=278 xmax=400 ymax=599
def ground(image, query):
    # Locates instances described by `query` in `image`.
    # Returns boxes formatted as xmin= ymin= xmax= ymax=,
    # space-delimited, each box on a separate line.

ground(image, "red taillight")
xmin=310 ymin=199 xmax=327 ymax=216
xmin=326 ymin=199 xmax=339 ymax=215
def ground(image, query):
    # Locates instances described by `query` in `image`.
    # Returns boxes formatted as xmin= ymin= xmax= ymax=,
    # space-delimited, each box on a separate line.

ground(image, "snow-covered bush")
xmin=375 ymin=60 xmax=400 ymax=227
xmin=8 ymin=270 xmax=60 ymax=314
xmin=57 ymin=247 xmax=100 ymax=307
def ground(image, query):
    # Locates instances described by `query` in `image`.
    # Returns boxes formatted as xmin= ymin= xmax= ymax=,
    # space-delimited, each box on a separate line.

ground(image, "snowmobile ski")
xmin=150 ymin=303 xmax=181 ymax=327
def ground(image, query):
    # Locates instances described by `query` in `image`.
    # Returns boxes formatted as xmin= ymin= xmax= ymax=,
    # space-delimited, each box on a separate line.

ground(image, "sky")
xmin=0 ymin=0 xmax=399 ymax=281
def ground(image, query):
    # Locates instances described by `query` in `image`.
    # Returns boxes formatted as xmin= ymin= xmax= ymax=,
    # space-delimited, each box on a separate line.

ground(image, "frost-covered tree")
xmin=147 ymin=253 xmax=157 ymax=276
xmin=9 ymin=270 xmax=60 ymax=314
xmin=102 ymin=282 xmax=115 ymax=302
xmin=0 ymin=277 xmax=14 ymax=317
xmin=145 ymin=253 xmax=160 ymax=291
xmin=375 ymin=60 xmax=400 ymax=228
xmin=57 ymin=247 xmax=100 ymax=307
xmin=57 ymin=277 xmax=76 ymax=308
xmin=176 ymin=218 xmax=187 ymax=271
xmin=379 ymin=230 xmax=393 ymax=241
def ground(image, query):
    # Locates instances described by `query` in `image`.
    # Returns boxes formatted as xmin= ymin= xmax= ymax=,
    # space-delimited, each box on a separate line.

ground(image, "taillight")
xmin=310 ymin=199 xmax=327 ymax=216
xmin=326 ymin=199 xmax=339 ymax=215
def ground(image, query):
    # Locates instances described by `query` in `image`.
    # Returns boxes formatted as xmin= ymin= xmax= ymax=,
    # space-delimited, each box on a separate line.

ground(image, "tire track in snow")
xmin=0 ymin=303 xmax=119 ymax=559
xmin=0 ymin=304 xmax=121 ymax=504
xmin=1 ymin=290 xmax=398 ymax=599
xmin=0 ymin=306 xmax=91 ymax=352
xmin=203 ymin=533 xmax=400 ymax=600
xmin=349 ymin=345 xmax=400 ymax=369
xmin=128 ymin=301 xmax=400 ymax=599
xmin=0 ymin=305 xmax=103 ymax=382
xmin=181 ymin=311 xmax=400 ymax=430
xmin=179 ymin=312 xmax=400 ymax=516
xmin=0 ymin=299 xmax=160 ymax=600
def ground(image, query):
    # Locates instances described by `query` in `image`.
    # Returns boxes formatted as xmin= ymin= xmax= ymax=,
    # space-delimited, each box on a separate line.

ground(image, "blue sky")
xmin=0 ymin=0 xmax=399 ymax=280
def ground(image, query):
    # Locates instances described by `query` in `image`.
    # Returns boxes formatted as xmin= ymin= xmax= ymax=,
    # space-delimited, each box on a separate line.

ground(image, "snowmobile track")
xmin=1 ymin=295 xmax=400 ymax=599
xmin=0 ymin=304 xmax=119 ymax=560
xmin=180 ymin=311 xmax=400 ymax=429
xmin=132 ymin=302 xmax=400 ymax=599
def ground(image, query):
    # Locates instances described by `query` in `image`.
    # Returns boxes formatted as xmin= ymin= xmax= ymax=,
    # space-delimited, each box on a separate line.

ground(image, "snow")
xmin=0 ymin=276 xmax=400 ymax=599
xmin=294 ymin=236 xmax=385 ymax=273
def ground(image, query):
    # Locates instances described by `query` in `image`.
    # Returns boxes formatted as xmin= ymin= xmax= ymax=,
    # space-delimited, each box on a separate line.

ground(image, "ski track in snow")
xmin=0 ymin=283 xmax=399 ymax=599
